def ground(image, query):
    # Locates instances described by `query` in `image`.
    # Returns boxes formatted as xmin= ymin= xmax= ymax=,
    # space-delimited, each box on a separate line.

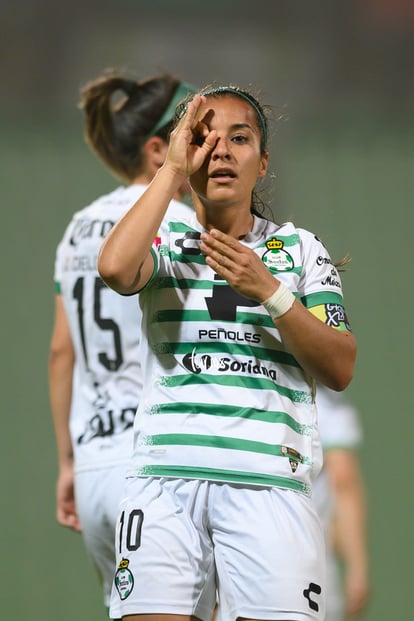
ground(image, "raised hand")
xmin=166 ymin=94 xmax=218 ymax=178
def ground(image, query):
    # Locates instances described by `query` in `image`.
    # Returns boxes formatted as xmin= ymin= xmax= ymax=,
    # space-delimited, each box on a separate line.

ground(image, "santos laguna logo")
xmin=181 ymin=348 xmax=277 ymax=381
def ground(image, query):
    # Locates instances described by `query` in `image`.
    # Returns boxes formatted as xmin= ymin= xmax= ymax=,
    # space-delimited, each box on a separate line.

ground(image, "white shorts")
xmin=324 ymin=549 xmax=344 ymax=621
xmin=110 ymin=477 xmax=326 ymax=621
xmin=75 ymin=464 xmax=127 ymax=607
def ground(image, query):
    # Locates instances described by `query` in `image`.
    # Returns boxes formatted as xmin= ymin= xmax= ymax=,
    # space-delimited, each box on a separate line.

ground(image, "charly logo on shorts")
xmin=115 ymin=558 xmax=134 ymax=600
xmin=262 ymin=238 xmax=294 ymax=272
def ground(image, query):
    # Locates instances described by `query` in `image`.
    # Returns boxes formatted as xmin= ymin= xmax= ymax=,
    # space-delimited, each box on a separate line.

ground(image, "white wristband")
xmin=262 ymin=283 xmax=295 ymax=319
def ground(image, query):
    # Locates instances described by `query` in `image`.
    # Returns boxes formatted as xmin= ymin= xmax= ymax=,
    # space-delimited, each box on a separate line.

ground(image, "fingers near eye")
xmin=178 ymin=96 xmax=199 ymax=128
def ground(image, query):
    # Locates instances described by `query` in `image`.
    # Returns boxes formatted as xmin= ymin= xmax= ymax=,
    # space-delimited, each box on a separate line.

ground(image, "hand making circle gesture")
xmin=166 ymin=94 xmax=218 ymax=178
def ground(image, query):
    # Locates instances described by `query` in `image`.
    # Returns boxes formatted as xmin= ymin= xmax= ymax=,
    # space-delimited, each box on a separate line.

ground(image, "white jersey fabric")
xmin=317 ymin=386 xmax=362 ymax=452
xmin=312 ymin=386 xmax=363 ymax=621
xmin=312 ymin=385 xmax=362 ymax=527
xmin=128 ymin=213 xmax=352 ymax=495
xmin=54 ymin=184 xmax=194 ymax=473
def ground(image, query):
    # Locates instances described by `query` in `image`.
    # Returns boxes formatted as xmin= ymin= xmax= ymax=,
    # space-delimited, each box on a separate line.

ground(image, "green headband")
xmin=198 ymin=86 xmax=268 ymax=150
xmin=146 ymin=82 xmax=197 ymax=139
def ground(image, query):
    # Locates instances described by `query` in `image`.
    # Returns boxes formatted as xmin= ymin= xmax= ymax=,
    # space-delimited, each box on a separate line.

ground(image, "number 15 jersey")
xmin=54 ymin=185 xmax=193 ymax=472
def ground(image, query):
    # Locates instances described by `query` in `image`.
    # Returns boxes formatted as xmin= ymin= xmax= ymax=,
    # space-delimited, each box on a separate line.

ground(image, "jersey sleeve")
xmin=54 ymin=234 xmax=68 ymax=293
xmin=316 ymin=384 xmax=363 ymax=450
xmin=141 ymin=199 xmax=194 ymax=290
xmin=298 ymin=229 xmax=352 ymax=332
xmin=54 ymin=214 xmax=79 ymax=293
xmin=138 ymin=225 xmax=165 ymax=291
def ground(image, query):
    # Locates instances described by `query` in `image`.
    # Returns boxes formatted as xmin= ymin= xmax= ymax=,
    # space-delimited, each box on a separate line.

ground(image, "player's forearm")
xmin=337 ymin=484 xmax=368 ymax=571
xmin=49 ymin=350 xmax=74 ymax=468
xmin=98 ymin=165 xmax=186 ymax=294
xmin=337 ymin=485 xmax=370 ymax=614
xmin=329 ymin=453 xmax=369 ymax=574
xmin=275 ymin=302 xmax=357 ymax=391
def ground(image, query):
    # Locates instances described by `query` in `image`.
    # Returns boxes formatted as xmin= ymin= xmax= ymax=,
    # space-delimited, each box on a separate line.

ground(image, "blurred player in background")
xmin=48 ymin=69 xmax=196 ymax=618
xmin=313 ymin=385 xmax=370 ymax=621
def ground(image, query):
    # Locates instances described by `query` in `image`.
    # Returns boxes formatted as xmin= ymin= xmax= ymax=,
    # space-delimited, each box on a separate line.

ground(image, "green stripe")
xmin=168 ymin=222 xmax=196 ymax=233
xmin=154 ymin=277 xmax=215 ymax=290
xmin=142 ymin=248 xmax=159 ymax=290
xmin=170 ymin=252 xmax=206 ymax=265
xmin=152 ymin=340 xmax=299 ymax=367
xmin=301 ymin=291 xmax=343 ymax=307
xmin=165 ymin=225 xmax=301 ymax=251
xmin=54 ymin=281 xmax=61 ymax=294
xmin=276 ymin=233 xmax=301 ymax=248
xmin=238 ymin=306 xmax=302 ymax=326
xmin=257 ymin=233 xmax=301 ymax=249
xmin=160 ymin=373 xmax=311 ymax=403
xmin=135 ymin=465 xmax=310 ymax=495
xmin=146 ymin=433 xmax=311 ymax=465
xmin=151 ymin=402 xmax=311 ymax=435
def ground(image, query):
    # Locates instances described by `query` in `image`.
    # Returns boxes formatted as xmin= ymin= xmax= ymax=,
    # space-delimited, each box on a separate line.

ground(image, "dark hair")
xmin=79 ymin=70 xmax=181 ymax=183
xmin=199 ymin=85 xmax=269 ymax=154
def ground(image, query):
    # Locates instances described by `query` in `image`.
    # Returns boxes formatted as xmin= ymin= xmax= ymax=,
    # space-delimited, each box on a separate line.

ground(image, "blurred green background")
xmin=1 ymin=1 xmax=413 ymax=619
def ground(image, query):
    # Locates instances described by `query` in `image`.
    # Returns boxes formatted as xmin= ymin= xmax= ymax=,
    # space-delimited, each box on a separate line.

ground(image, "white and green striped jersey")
xmin=54 ymin=185 xmax=194 ymax=472
xmin=129 ymin=213 xmax=352 ymax=495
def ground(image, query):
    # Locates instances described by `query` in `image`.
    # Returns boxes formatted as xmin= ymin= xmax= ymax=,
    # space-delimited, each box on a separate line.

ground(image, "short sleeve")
xmin=298 ymin=229 xmax=352 ymax=332
xmin=316 ymin=384 xmax=363 ymax=450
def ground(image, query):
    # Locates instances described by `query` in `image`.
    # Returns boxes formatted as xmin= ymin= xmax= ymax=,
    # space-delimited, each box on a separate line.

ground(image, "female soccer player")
xmin=98 ymin=85 xmax=357 ymax=621
xmin=48 ymin=69 xmax=196 ymax=617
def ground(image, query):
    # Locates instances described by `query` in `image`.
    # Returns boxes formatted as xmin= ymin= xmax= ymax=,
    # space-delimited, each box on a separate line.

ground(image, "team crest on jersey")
xmin=289 ymin=458 xmax=298 ymax=473
xmin=115 ymin=558 xmax=134 ymax=600
xmin=262 ymin=238 xmax=294 ymax=272
xmin=282 ymin=445 xmax=303 ymax=473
